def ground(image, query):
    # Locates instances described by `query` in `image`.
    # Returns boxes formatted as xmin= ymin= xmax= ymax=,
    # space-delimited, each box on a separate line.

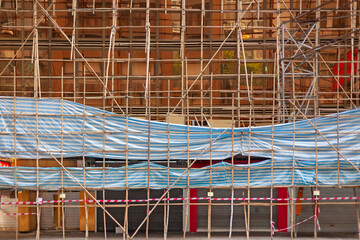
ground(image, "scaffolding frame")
xmin=1 ymin=0 xmax=360 ymax=239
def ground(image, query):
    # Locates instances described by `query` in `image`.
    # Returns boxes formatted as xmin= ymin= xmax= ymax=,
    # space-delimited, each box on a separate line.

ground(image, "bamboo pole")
xmin=82 ymin=66 xmax=89 ymax=240
xmin=337 ymin=44 xmax=340 ymax=188
xmin=70 ymin=0 xmax=77 ymax=61
xmin=35 ymin=90 xmax=40 ymax=240
xmin=124 ymin=53 xmax=130 ymax=240
xmin=200 ymin=0 xmax=204 ymax=126
xmin=229 ymin=94 xmax=235 ymax=238
xmin=102 ymin=43 xmax=108 ymax=240
xmin=270 ymin=53 xmax=277 ymax=240
xmin=183 ymin=57 xmax=190 ymax=239
xmin=290 ymin=62 xmax=296 ymax=240
xmin=164 ymin=53 xmax=170 ymax=240
xmin=237 ymin=0 xmax=242 ymax=128
xmin=242 ymin=190 xmax=249 ymax=239
xmin=145 ymin=0 xmax=151 ymax=238
xmin=13 ymin=66 xmax=19 ymax=240
xmin=245 ymin=72 xmax=253 ymax=240
xmin=61 ymin=67 xmax=66 ymax=240
xmin=208 ymin=71 xmax=213 ymax=240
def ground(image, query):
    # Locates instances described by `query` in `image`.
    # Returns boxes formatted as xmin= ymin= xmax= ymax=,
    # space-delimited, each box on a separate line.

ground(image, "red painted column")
xmin=277 ymin=188 xmax=288 ymax=232
xmin=189 ymin=188 xmax=197 ymax=232
xmin=189 ymin=161 xmax=209 ymax=233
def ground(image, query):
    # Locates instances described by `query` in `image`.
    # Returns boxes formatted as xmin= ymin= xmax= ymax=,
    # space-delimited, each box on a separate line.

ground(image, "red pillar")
xmin=278 ymin=188 xmax=288 ymax=232
xmin=189 ymin=188 xmax=197 ymax=232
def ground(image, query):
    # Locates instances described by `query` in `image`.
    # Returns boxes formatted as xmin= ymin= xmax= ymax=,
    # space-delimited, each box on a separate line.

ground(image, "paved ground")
xmin=0 ymin=231 xmax=359 ymax=240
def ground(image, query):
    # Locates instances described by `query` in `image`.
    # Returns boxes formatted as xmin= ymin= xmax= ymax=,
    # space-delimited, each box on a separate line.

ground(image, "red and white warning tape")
xmin=271 ymin=215 xmax=321 ymax=235
xmin=1 ymin=196 xmax=359 ymax=205
xmin=0 ymin=212 xmax=38 ymax=216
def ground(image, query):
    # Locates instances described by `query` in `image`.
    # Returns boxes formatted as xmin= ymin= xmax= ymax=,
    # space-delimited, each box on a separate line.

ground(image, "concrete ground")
xmin=0 ymin=231 xmax=358 ymax=240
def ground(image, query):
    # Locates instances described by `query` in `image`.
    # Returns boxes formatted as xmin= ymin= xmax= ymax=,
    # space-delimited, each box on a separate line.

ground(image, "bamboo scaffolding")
xmin=1 ymin=0 xmax=360 ymax=238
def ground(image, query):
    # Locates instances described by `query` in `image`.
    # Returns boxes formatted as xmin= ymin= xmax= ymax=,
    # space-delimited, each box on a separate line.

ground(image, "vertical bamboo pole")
xmin=229 ymin=94 xmax=235 ymax=238
xmin=276 ymin=0 xmax=281 ymax=122
xmin=313 ymin=0 xmax=321 ymax=230
xmin=13 ymin=65 xmax=19 ymax=240
xmin=246 ymin=72 xmax=253 ymax=240
xmin=102 ymin=35 xmax=108 ymax=240
xmin=313 ymin=58 xmax=319 ymax=240
xmin=242 ymin=190 xmax=249 ymax=238
xmin=111 ymin=7 xmax=115 ymax=114
xmin=337 ymin=44 xmax=340 ymax=188
xmin=181 ymin=2 xmax=188 ymax=235
xmin=290 ymin=62 xmax=296 ymax=240
xmin=124 ymin=53 xmax=130 ymax=240
xmin=200 ymin=0 xmax=204 ymax=125
xmin=146 ymin=78 xmax=151 ymax=240
xmin=270 ymin=54 xmax=277 ymax=239
xmin=274 ymin=1 xmax=281 ymax=237
xmin=236 ymin=0 xmax=242 ymax=127
xmin=82 ymin=66 xmax=89 ymax=240
xmin=32 ymin=4 xmax=41 ymax=228
xmin=32 ymin=0 xmax=41 ymax=98
xmin=183 ymin=57 xmax=190 ymax=239
xmin=350 ymin=0 xmax=356 ymax=109
xmin=208 ymin=127 xmax=212 ymax=239
xmin=71 ymin=0 xmax=77 ymax=104
xmin=163 ymin=139 xmax=170 ymax=240
xmin=180 ymin=0 xmax=186 ymax=116
xmin=145 ymin=0 xmax=151 ymax=237
xmin=208 ymin=72 xmax=213 ymax=239
xmin=164 ymin=41 xmax=171 ymax=240
xmin=35 ymin=95 xmax=40 ymax=240
xmin=61 ymin=67 xmax=66 ymax=240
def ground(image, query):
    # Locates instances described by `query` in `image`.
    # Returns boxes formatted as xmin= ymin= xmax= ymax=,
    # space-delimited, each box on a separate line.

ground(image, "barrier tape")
xmin=1 ymin=196 xmax=359 ymax=205
xmin=0 ymin=212 xmax=38 ymax=216
xmin=271 ymin=215 xmax=321 ymax=235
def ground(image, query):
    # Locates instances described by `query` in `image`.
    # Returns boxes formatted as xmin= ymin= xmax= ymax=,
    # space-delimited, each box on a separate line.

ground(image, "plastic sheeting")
xmin=0 ymin=160 xmax=359 ymax=190
xmin=0 ymin=97 xmax=359 ymax=188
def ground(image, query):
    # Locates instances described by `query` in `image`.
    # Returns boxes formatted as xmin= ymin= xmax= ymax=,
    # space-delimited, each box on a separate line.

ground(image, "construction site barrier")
xmin=1 ymin=196 xmax=360 ymax=205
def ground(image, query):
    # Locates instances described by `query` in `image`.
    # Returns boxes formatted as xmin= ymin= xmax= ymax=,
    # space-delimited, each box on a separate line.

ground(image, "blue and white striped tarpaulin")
xmin=0 ymin=160 xmax=358 ymax=190
xmin=0 ymin=97 xmax=358 ymax=189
